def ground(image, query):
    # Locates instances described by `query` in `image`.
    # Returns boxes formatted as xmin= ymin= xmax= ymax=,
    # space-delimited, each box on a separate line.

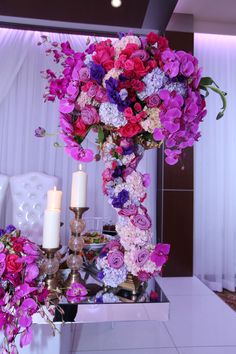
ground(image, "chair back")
xmin=10 ymin=172 xmax=58 ymax=244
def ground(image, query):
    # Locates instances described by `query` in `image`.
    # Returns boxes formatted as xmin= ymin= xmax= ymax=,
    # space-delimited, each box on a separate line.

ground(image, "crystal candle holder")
xmin=41 ymin=246 xmax=61 ymax=300
xmin=64 ymin=207 xmax=89 ymax=289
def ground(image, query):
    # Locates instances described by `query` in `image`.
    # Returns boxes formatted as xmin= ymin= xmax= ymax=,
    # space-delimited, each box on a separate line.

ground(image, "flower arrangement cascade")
xmin=0 ymin=226 xmax=51 ymax=353
xmin=39 ymin=32 xmax=226 ymax=287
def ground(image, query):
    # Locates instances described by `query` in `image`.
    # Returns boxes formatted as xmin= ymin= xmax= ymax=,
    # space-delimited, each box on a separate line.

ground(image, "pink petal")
xmin=20 ymin=327 xmax=33 ymax=347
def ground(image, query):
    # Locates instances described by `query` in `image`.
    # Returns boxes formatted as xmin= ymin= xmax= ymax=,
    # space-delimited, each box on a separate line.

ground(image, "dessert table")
xmin=24 ymin=277 xmax=169 ymax=354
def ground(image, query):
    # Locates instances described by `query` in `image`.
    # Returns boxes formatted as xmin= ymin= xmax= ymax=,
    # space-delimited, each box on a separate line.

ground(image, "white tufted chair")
xmin=0 ymin=174 xmax=9 ymax=218
xmin=10 ymin=172 xmax=58 ymax=244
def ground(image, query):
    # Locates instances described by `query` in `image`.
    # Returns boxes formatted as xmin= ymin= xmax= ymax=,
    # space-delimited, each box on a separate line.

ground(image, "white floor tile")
xmin=165 ymin=294 xmax=236 ymax=347
xmin=157 ymin=276 xmax=212 ymax=296
xmin=178 ymin=347 xmax=236 ymax=354
xmin=72 ymin=348 xmax=179 ymax=354
xmin=71 ymin=321 xmax=174 ymax=351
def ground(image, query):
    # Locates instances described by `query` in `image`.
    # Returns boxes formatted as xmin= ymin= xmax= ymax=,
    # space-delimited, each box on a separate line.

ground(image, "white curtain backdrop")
xmin=0 ymin=28 xmax=157 ymax=244
xmin=194 ymin=33 xmax=236 ymax=291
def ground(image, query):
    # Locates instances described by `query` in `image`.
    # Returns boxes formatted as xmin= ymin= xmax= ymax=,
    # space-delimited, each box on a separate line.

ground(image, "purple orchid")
xmin=17 ymin=298 xmax=38 ymax=328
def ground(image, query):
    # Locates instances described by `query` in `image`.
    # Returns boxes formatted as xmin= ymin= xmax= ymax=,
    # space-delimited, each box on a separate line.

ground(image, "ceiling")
xmin=0 ymin=0 xmax=235 ymax=35
xmin=174 ymin=0 xmax=236 ymax=24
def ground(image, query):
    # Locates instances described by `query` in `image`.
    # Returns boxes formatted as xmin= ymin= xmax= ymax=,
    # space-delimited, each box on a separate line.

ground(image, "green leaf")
xmin=200 ymin=76 xmax=219 ymax=88
xmin=98 ymin=126 xmax=105 ymax=144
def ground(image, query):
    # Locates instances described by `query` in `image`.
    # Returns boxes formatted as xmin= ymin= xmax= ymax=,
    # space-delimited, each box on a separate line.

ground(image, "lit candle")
xmin=70 ymin=164 xmax=87 ymax=208
xmin=47 ymin=186 xmax=62 ymax=210
xmin=42 ymin=186 xmax=62 ymax=249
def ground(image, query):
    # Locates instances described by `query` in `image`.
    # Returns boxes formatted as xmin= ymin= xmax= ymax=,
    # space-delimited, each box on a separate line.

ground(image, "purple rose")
xmin=131 ymin=50 xmax=149 ymax=61
xmin=134 ymin=248 xmax=149 ymax=267
xmin=107 ymin=250 xmax=124 ymax=269
xmin=118 ymin=204 xmax=138 ymax=217
xmin=81 ymin=105 xmax=100 ymax=125
xmin=131 ymin=213 xmax=152 ymax=230
xmin=146 ymin=94 xmax=160 ymax=108
xmin=95 ymin=87 xmax=108 ymax=103
xmin=78 ymin=67 xmax=90 ymax=82
xmin=137 ymin=270 xmax=151 ymax=282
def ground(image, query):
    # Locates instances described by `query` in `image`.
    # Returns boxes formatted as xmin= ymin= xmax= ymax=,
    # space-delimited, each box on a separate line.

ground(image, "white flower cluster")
xmin=102 ymin=68 xmax=122 ymax=87
xmin=138 ymin=67 xmax=167 ymax=100
xmin=114 ymin=35 xmax=141 ymax=57
xmin=99 ymin=102 xmax=127 ymax=128
xmin=97 ymin=257 xmax=127 ymax=287
xmin=141 ymin=107 xmax=161 ymax=133
xmin=116 ymin=220 xmax=151 ymax=251
xmin=76 ymin=91 xmax=92 ymax=109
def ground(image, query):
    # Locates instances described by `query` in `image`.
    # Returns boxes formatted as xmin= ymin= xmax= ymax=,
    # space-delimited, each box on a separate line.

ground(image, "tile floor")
xmin=71 ymin=276 xmax=236 ymax=354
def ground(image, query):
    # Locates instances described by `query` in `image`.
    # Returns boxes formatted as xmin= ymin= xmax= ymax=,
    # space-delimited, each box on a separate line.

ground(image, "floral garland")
xmin=39 ymin=32 xmax=226 ymax=287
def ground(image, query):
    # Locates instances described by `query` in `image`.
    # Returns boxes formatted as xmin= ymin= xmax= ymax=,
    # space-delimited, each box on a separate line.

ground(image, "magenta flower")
xmin=66 ymin=282 xmax=87 ymax=303
xmin=24 ymin=264 xmax=39 ymax=283
xmin=137 ymin=270 xmax=151 ymax=282
xmin=0 ymin=312 xmax=6 ymax=330
xmin=142 ymin=173 xmax=151 ymax=187
xmin=0 ymin=253 xmax=6 ymax=276
xmin=107 ymin=250 xmax=124 ymax=269
xmin=14 ymin=284 xmax=37 ymax=301
xmin=131 ymin=213 xmax=152 ymax=230
xmin=150 ymin=243 xmax=170 ymax=267
xmin=23 ymin=242 xmax=39 ymax=256
xmin=59 ymin=98 xmax=75 ymax=114
xmin=20 ymin=327 xmax=33 ymax=348
xmin=17 ymin=298 xmax=38 ymax=328
xmin=4 ymin=323 xmax=18 ymax=343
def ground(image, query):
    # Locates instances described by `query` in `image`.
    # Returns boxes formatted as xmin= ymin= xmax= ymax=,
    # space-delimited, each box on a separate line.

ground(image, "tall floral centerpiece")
xmin=39 ymin=32 xmax=226 ymax=287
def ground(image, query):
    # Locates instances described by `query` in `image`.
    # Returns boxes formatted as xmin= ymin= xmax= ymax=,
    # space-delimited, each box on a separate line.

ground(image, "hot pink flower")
xmin=24 ymin=264 xmax=39 ymax=283
xmin=66 ymin=282 xmax=87 ymax=303
xmin=20 ymin=327 xmax=33 ymax=348
xmin=17 ymin=298 xmax=38 ymax=328
xmin=150 ymin=243 xmax=170 ymax=267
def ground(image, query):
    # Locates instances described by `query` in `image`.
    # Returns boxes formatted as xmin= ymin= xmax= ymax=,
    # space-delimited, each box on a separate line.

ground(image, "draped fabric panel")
xmin=0 ymin=28 xmax=157 ymax=244
xmin=194 ymin=33 xmax=236 ymax=291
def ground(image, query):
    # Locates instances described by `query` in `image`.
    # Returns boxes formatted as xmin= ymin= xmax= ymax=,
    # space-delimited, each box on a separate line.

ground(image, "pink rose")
xmin=131 ymin=213 xmax=152 ymax=230
xmin=87 ymin=82 xmax=98 ymax=97
xmin=78 ymin=67 xmax=90 ymax=82
xmin=95 ymin=87 xmax=108 ymax=103
xmin=131 ymin=50 xmax=149 ymax=61
xmin=146 ymin=94 xmax=160 ymax=108
xmin=124 ymin=59 xmax=135 ymax=71
xmin=81 ymin=105 xmax=100 ymax=125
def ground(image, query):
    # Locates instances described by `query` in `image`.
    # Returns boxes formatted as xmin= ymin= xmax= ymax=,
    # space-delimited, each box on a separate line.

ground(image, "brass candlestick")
xmin=64 ymin=207 xmax=89 ymax=289
xmin=41 ymin=246 xmax=61 ymax=300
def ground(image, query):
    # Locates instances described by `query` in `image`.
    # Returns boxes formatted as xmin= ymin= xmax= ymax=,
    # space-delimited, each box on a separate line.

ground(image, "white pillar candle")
xmin=42 ymin=209 xmax=61 ymax=248
xmin=70 ymin=164 xmax=87 ymax=208
xmin=42 ymin=186 xmax=62 ymax=249
xmin=47 ymin=186 xmax=62 ymax=210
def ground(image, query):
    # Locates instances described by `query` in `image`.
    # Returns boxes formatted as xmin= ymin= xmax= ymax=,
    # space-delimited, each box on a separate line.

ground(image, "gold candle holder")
xmin=64 ymin=207 xmax=89 ymax=289
xmin=41 ymin=246 xmax=61 ymax=300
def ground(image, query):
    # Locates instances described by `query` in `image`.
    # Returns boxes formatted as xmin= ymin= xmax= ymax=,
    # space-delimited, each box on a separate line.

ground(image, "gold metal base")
xmin=118 ymin=273 xmax=141 ymax=295
xmin=69 ymin=207 xmax=89 ymax=220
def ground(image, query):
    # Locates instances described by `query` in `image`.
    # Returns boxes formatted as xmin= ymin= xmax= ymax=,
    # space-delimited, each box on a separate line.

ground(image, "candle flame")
xmin=79 ymin=164 xmax=82 ymax=171
xmin=53 ymin=186 xmax=57 ymax=191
